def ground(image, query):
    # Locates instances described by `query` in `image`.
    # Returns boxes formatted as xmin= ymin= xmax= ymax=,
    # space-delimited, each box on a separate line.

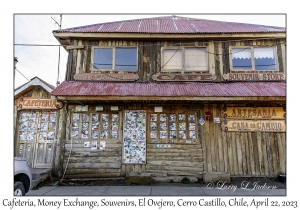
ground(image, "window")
xmin=162 ymin=47 xmax=208 ymax=72
xmin=71 ymin=113 xmax=119 ymax=140
xmin=149 ymin=113 xmax=197 ymax=143
xmin=19 ymin=111 xmax=57 ymax=141
xmin=92 ymin=47 xmax=137 ymax=71
xmin=230 ymin=47 xmax=277 ymax=71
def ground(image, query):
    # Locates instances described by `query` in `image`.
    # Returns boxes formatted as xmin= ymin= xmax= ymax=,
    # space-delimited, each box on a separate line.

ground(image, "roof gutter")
xmin=52 ymin=95 xmax=286 ymax=102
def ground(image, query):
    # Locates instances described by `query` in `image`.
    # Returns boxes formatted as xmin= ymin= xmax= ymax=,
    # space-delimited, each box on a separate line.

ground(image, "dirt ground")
xmin=59 ymin=176 xmax=286 ymax=189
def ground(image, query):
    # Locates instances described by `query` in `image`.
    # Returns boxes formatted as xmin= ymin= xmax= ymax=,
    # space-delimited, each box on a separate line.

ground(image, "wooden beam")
xmin=66 ymin=45 xmax=85 ymax=50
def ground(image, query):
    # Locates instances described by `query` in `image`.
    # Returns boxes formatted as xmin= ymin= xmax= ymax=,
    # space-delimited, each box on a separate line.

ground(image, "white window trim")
xmin=91 ymin=46 xmax=138 ymax=72
xmin=161 ymin=46 xmax=209 ymax=73
xmin=229 ymin=46 xmax=279 ymax=72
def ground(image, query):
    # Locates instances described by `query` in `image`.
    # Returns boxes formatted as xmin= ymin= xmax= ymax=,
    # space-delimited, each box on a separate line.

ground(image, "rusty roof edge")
xmin=53 ymin=15 xmax=286 ymax=33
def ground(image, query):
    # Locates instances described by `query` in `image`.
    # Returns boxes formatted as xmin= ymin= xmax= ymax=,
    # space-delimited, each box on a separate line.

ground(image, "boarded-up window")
xmin=149 ymin=112 xmax=197 ymax=144
xmin=71 ymin=112 xmax=119 ymax=140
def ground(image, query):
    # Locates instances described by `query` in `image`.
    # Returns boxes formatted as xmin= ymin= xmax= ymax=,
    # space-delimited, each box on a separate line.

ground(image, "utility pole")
xmin=52 ymin=15 xmax=62 ymax=87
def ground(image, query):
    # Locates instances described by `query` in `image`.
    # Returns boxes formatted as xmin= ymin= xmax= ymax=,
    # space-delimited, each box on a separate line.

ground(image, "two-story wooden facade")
xmin=51 ymin=16 xmax=286 ymax=181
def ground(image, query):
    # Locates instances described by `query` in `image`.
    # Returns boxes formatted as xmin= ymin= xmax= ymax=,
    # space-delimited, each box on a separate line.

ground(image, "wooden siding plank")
xmin=204 ymin=104 xmax=212 ymax=172
xmin=261 ymin=132 xmax=269 ymax=175
xmin=227 ymin=132 xmax=234 ymax=174
xmin=282 ymin=132 xmax=286 ymax=174
xmin=270 ymin=133 xmax=279 ymax=175
xmin=248 ymin=132 xmax=256 ymax=175
xmin=255 ymin=132 xmax=263 ymax=175
xmin=251 ymin=132 xmax=259 ymax=175
xmin=240 ymin=132 xmax=247 ymax=175
xmin=210 ymin=105 xmax=216 ymax=171
xmin=215 ymin=105 xmax=224 ymax=171
xmin=235 ymin=132 xmax=243 ymax=175
xmin=265 ymin=133 xmax=273 ymax=175
xmin=232 ymin=132 xmax=239 ymax=175
xmin=222 ymin=130 xmax=229 ymax=172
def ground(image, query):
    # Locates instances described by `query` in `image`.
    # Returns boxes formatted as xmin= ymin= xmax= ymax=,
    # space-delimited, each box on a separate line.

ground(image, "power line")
xmin=15 ymin=68 xmax=30 ymax=81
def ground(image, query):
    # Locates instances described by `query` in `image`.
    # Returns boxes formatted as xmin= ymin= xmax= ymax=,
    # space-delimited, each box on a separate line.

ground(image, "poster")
xmin=123 ymin=110 xmax=146 ymax=164
xmin=84 ymin=141 xmax=90 ymax=147
xmin=91 ymin=141 xmax=97 ymax=149
xmin=100 ymin=141 xmax=106 ymax=151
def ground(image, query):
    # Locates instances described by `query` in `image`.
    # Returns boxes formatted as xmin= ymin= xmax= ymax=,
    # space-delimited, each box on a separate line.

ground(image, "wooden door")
xmin=34 ymin=111 xmax=57 ymax=168
xmin=16 ymin=111 xmax=57 ymax=168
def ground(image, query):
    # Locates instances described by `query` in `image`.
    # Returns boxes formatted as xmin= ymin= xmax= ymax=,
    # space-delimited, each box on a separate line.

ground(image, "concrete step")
xmin=31 ymin=168 xmax=51 ymax=188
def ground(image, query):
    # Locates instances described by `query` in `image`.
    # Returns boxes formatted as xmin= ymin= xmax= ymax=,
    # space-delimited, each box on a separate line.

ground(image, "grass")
xmin=32 ymin=177 xmax=59 ymax=190
xmin=181 ymin=177 xmax=190 ymax=184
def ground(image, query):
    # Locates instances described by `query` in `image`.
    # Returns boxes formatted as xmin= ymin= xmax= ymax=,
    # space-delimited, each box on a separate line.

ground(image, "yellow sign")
xmin=221 ymin=120 xmax=286 ymax=132
xmin=17 ymin=97 xmax=63 ymax=110
xmin=222 ymin=107 xmax=285 ymax=119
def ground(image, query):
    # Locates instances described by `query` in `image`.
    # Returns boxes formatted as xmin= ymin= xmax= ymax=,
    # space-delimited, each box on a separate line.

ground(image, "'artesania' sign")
xmin=223 ymin=73 xmax=285 ymax=81
xmin=17 ymin=97 xmax=63 ymax=110
xmin=74 ymin=73 xmax=139 ymax=81
xmin=221 ymin=107 xmax=285 ymax=119
xmin=152 ymin=74 xmax=217 ymax=81
xmin=221 ymin=120 xmax=286 ymax=132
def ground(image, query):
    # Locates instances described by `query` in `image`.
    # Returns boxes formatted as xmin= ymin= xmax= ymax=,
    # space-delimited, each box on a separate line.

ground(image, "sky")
xmin=14 ymin=14 xmax=286 ymax=88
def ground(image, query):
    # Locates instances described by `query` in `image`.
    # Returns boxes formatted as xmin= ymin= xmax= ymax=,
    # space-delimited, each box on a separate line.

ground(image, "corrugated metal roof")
xmin=54 ymin=16 xmax=285 ymax=34
xmin=51 ymin=81 xmax=286 ymax=97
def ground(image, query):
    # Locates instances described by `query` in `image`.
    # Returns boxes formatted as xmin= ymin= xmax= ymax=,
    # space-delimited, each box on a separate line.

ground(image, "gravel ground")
xmin=60 ymin=176 xmax=286 ymax=189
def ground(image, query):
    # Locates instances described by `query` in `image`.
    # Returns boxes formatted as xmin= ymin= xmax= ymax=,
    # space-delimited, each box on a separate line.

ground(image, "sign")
xmin=152 ymin=73 xmax=217 ymax=81
xmin=221 ymin=120 xmax=286 ymax=132
xmin=74 ymin=73 xmax=139 ymax=81
xmin=17 ymin=97 xmax=63 ymax=110
xmin=221 ymin=107 xmax=285 ymax=119
xmin=223 ymin=73 xmax=285 ymax=81
xmin=75 ymin=105 xmax=88 ymax=112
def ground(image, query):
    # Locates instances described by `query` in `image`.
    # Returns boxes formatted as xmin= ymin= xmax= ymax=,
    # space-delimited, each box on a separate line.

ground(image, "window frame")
xmin=161 ymin=46 xmax=209 ymax=73
xmin=91 ymin=46 xmax=138 ymax=72
xmin=229 ymin=46 xmax=279 ymax=71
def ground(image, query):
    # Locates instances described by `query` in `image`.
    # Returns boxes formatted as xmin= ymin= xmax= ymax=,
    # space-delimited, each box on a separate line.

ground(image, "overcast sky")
xmin=14 ymin=14 xmax=286 ymax=88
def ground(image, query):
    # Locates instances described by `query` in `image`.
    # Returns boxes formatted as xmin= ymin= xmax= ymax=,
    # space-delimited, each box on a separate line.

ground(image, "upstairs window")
xmin=230 ymin=47 xmax=277 ymax=71
xmin=92 ymin=47 xmax=137 ymax=71
xmin=161 ymin=47 xmax=208 ymax=72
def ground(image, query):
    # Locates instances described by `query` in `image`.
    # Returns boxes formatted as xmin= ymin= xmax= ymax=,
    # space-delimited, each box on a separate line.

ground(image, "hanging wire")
xmin=15 ymin=68 xmax=30 ymax=81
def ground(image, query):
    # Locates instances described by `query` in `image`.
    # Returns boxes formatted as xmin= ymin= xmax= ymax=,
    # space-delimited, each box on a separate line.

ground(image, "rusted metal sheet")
xmin=55 ymin=16 xmax=285 ymax=34
xmin=221 ymin=119 xmax=286 ymax=132
xmin=221 ymin=107 xmax=285 ymax=119
xmin=17 ymin=97 xmax=63 ymax=110
xmin=152 ymin=73 xmax=216 ymax=81
xmin=51 ymin=81 xmax=286 ymax=97
xmin=74 ymin=73 xmax=139 ymax=81
xmin=223 ymin=73 xmax=285 ymax=81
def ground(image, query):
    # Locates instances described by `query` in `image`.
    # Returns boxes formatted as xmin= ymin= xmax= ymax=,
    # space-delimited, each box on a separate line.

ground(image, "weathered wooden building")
xmin=14 ymin=77 xmax=64 ymax=175
xmin=51 ymin=16 xmax=286 ymax=181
